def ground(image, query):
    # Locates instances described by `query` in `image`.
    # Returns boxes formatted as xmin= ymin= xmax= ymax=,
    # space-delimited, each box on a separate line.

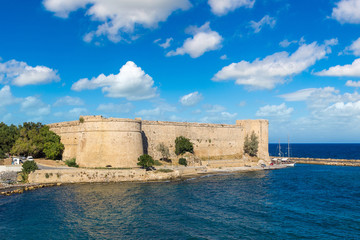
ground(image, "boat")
xmin=271 ymin=137 xmax=296 ymax=167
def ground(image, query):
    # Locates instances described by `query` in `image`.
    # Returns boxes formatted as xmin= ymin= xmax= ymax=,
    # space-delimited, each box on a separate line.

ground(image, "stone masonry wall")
xmin=48 ymin=116 xmax=269 ymax=167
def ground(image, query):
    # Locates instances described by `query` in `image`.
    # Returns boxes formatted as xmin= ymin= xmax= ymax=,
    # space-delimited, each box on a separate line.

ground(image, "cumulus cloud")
xmin=0 ymin=85 xmax=21 ymax=107
xmin=279 ymin=88 xmax=318 ymax=101
xmin=250 ymin=15 xmax=276 ymax=33
xmin=316 ymin=58 xmax=360 ymax=76
xmin=256 ymin=103 xmax=293 ymax=118
xmin=43 ymin=0 xmax=191 ymax=43
xmin=220 ymin=54 xmax=228 ymax=60
xmin=346 ymin=80 xmax=360 ymax=87
xmin=20 ymin=96 xmax=51 ymax=116
xmin=279 ymin=37 xmax=306 ymax=48
xmin=208 ymin=0 xmax=254 ymax=16
xmin=213 ymin=41 xmax=335 ymax=90
xmin=167 ymin=22 xmax=223 ymax=58
xmin=179 ymin=91 xmax=203 ymax=106
xmin=54 ymin=96 xmax=84 ymax=106
xmin=332 ymin=0 xmax=360 ymax=24
xmin=343 ymin=37 xmax=360 ymax=56
xmin=0 ymin=59 xmax=60 ymax=86
xmin=97 ymin=102 xmax=133 ymax=113
xmin=71 ymin=61 xmax=157 ymax=100
xmin=157 ymin=38 xmax=173 ymax=49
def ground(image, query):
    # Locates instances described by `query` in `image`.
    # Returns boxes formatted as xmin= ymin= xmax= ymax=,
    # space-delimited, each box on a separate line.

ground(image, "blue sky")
xmin=1 ymin=0 xmax=360 ymax=143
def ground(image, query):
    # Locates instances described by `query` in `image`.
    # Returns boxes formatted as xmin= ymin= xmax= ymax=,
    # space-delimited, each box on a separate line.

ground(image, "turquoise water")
xmin=1 ymin=164 xmax=360 ymax=239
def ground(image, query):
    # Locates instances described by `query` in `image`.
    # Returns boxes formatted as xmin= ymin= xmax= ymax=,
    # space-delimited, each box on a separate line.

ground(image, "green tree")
xmin=11 ymin=122 xmax=64 ymax=160
xmin=244 ymin=131 xmax=259 ymax=157
xmin=137 ymin=154 xmax=155 ymax=170
xmin=20 ymin=160 xmax=38 ymax=183
xmin=0 ymin=123 xmax=19 ymax=158
xmin=156 ymin=143 xmax=170 ymax=161
xmin=175 ymin=136 xmax=194 ymax=155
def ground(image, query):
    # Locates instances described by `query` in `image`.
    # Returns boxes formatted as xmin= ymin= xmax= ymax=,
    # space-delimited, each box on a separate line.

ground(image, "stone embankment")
xmin=290 ymin=157 xmax=360 ymax=166
xmin=28 ymin=168 xmax=181 ymax=184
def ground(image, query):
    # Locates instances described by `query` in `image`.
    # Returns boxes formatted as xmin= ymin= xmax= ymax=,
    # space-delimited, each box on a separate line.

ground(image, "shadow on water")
xmin=0 ymin=164 xmax=360 ymax=239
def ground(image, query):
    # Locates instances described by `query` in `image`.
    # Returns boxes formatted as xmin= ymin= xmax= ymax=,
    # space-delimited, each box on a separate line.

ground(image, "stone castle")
xmin=48 ymin=115 xmax=270 ymax=168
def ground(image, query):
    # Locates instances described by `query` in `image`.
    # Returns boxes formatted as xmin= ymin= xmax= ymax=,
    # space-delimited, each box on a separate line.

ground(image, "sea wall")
xmin=28 ymin=169 xmax=180 ymax=184
xmin=48 ymin=116 xmax=269 ymax=168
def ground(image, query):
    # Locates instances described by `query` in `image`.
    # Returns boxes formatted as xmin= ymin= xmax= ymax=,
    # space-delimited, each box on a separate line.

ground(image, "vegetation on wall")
xmin=137 ymin=154 xmax=155 ymax=170
xmin=175 ymin=136 xmax=194 ymax=155
xmin=178 ymin=158 xmax=187 ymax=166
xmin=10 ymin=122 xmax=64 ymax=160
xmin=156 ymin=143 xmax=170 ymax=162
xmin=244 ymin=131 xmax=259 ymax=157
xmin=20 ymin=160 xmax=38 ymax=182
xmin=79 ymin=116 xmax=84 ymax=123
xmin=65 ymin=158 xmax=79 ymax=168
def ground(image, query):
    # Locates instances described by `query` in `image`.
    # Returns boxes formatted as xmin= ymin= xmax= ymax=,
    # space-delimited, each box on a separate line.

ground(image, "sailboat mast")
xmin=287 ymin=135 xmax=290 ymax=158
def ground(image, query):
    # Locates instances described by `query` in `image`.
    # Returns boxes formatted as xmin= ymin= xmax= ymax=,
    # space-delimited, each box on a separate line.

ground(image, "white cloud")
xmin=179 ymin=91 xmax=203 ymax=106
xmin=279 ymin=37 xmax=305 ymax=48
xmin=250 ymin=15 xmax=276 ymax=33
xmin=279 ymin=88 xmax=318 ymax=101
xmin=44 ymin=0 xmax=191 ymax=43
xmin=279 ymin=39 xmax=296 ymax=48
xmin=158 ymin=38 xmax=173 ymax=49
xmin=346 ymin=80 xmax=360 ymax=87
xmin=71 ymin=61 xmax=157 ymax=100
xmin=316 ymin=58 xmax=360 ymax=76
xmin=320 ymin=101 xmax=360 ymax=117
xmin=213 ymin=41 xmax=335 ymax=90
xmin=238 ymin=100 xmax=246 ymax=107
xmin=208 ymin=0 xmax=254 ymax=16
xmin=20 ymin=96 xmax=51 ymax=116
xmin=256 ymin=103 xmax=293 ymax=118
xmin=69 ymin=107 xmax=87 ymax=117
xmin=54 ymin=96 xmax=84 ymax=106
xmin=203 ymin=104 xmax=226 ymax=113
xmin=167 ymin=22 xmax=223 ymax=58
xmin=97 ymin=102 xmax=133 ymax=113
xmin=332 ymin=0 xmax=360 ymax=24
xmin=344 ymin=37 xmax=360 ymax=56
xmin=0 ymin=59 xmax=60 ymax=86
xmin=0 ymin=85 xmax=21 ymax=107
xmin=136 ymin=103 xmax=176 ymax=117
xmin=200 ymin=111 xmax=238 ymax=124
xmin=220 ymin=54 xmax=228 ymax=60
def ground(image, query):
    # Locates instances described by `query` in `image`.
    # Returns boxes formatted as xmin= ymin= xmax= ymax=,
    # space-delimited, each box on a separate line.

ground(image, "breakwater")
xmin=290 ymin=157 xmax=360 ymax=166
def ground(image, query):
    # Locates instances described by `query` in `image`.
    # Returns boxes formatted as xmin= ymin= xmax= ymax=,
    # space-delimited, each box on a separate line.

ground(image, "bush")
xmin=156 ymin=169 xmax=174 ymax=173
xmin=154 ymin=160 xmax=163 ymax=166
xmin=21 ymin=160 xmax=38 ymax=183
xmin=156 ymin=143 xmax=170 ymax=161
xmin=65 ymin=158 xmax=79 ymax=168
xmin=79 ymin=117 xmax=84 ymax=123
xmin=22 ymin=160 xmax=38 ymax=174
xmin=179 ymin=158 xmax=187 ymax=166
xmin=244 ymin=131 xmax=259 ymax=157
xmin=137 ymin=154 xmax=155 ymax=170
xmin=175 ymin=136 xmax=194 ymax=155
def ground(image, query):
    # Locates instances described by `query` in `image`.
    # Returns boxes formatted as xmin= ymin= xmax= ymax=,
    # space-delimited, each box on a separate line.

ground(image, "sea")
xmin=1 ymin=144 xmax=360 ymax=239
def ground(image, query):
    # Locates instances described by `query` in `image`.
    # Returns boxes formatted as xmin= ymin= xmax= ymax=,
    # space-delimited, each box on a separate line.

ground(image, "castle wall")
xmin=48 ymin=116 xmax=269 ymax=168
xmin=141 ymin=121 xmax=244 ymax=160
